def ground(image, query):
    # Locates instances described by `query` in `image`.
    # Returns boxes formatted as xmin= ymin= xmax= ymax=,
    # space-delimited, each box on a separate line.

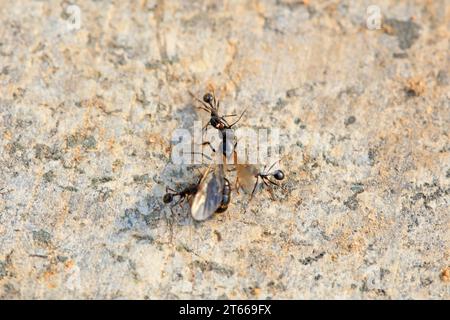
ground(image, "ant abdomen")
xmin=216 ymin=178 xmax=231 ymax=213
xmin=273 ymin=170 xmax=285 ymax=181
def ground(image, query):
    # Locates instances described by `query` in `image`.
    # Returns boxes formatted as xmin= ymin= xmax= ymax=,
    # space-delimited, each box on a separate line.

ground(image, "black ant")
xmin=163 ymin=183 xmax=199 ymax=209
xmin=190 ymin=90 xmax=245 ymax=131
xmin=190 ymin=90 xmax=246 ymax=160
xmin=163 ymin=164 xmax=231 ymax=221
xmin=236 ymin=160 xmax=285 ymax=199
xmin=251 ymin=165 xmax=285 ymax=199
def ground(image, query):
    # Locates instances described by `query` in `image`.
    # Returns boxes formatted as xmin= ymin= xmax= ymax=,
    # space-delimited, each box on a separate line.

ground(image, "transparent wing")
xmin=219 ymin=129 xmax=236 ymax=161
xmin=236 ymin=163 xmax=258 ymax=193
xmin=190 ymin=165 xmax=224 ymax=221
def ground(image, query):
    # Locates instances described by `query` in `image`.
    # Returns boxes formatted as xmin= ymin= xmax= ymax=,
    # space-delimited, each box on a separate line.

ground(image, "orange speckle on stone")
xmin=405 ymin=77 xmax=426 ymax=96
xmin=107 ymin=138 xmax=115 ymax=151
xmin=3 ymin=130 xmax=12 ymax=140
xmin=440 ymin=267 xmax=450 ymax=282
xmin=382 ymin=24 xmax=395 ymax=35
xmin=42 ymin=269 xmax=57 ymax=289
xmin=64 ymin=260 xmax=75 ymax=269
xmin=47 ymin=282 xmax=57 ymax=289
xmin=251 ymin=287 xmax=261 ymax=297
xmin=43 ymin=270 xmax=54 ymax=280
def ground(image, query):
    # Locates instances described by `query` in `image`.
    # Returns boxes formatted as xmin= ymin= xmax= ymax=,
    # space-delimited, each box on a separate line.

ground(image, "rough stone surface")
xmin=0 ymin=1 xmax=449 ymax=299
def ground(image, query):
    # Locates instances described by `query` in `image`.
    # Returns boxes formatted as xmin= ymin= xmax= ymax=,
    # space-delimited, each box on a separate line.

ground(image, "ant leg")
xmin=261 ymin=164 xmax=268 ymax=175
xmin=166 ymin=186 xmax=177 ymax=193
xmin=250 ymin=176 xmax=260 ymax=201
xmin=261 ymin=177 xmax=271 ymax=188
xmin=266 ymin=182 xmax=276 ymax=200
xmin=190 ymin=151 xmax=213 ymax=163
xmin=169 ymin=204 xmax=177 ymax=218
xmin=189 ymin=91 xmax=213 ymax=112
xmin=261 ymin=177 xmax=278 ymax=200
xmin=220 ymin=114 xmax=238 ymax=128
xmin=233 ymin=148 xmax=238 ymax=164
xmin=266 ymin=177 xmax=280 ymax=187
xmin=167 ymin=216 xmax=174 ymax=245
xmin=217 ymin=117 xmax=231 ymax=127
xmin=202 ymin=122 xmax=210 ymax=132
xmin=266 ymin=159 xmax=280 ymax=174
xmin=177 ymin=199 xmax=185 ymax=210
xmin=194 ymin=98 xmax=212 ymax=111
xmin=234 ymin=176 xmax=241 ymax=195
xmin=197 ymin=106 xmax=210 ymax=113
xmin=210 ymin=85 xmax=218 ymax=109
xmin=228 ymin=109 xmax=247 ymax=127
xmin=172 ymin=196 xmax=184 ymax=207
xmin=222 ymin=113 xmax=237 ymax=118
xmin=202 ymin=141 xmax=216 ymax=153
xmin=193 ymin=167 xmax=204 ymax=179
xmin=201 ymin=124 xmax=209 ymax=141
xmin=261 ymin=177 xmax=275 ymax=200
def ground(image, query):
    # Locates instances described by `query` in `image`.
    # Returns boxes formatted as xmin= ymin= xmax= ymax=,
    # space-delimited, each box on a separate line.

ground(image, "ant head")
xmin=273 ymin=170 xmax=285 ymax=181
xmin=163 ymin=193 xmax=174 ymax=203
xmin=203 ymin=93 xmax=214 ymax=105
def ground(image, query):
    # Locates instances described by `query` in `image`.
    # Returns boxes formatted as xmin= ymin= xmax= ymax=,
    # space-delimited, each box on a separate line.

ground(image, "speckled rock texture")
xmin=0 ymin=0 xmax=449 ymax=299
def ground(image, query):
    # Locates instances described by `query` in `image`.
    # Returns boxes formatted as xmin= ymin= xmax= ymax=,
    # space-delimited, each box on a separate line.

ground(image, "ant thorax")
xmin=210 ymin=116 xmax=222 ymax=129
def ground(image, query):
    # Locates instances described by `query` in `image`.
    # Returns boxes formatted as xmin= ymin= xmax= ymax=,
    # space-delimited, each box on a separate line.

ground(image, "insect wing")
xmin=236 ymin=163 xmax=258 ymax=193
xmin=219 ymin=129 xmax=236 ymax=160
xmin=190 ymin=165 xmax=224 ymax=221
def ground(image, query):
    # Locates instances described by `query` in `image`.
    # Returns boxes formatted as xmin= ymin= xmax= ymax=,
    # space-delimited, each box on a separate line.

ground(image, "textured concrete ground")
xmin=0 ymin=0 xmax=449 ymax=299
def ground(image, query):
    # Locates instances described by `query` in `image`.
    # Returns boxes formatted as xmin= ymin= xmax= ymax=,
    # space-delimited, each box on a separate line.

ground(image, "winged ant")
xmin=163 ymin=164 xmax=231 ymax=221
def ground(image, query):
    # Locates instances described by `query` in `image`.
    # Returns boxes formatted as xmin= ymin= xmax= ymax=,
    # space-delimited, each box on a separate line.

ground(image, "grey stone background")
xmin=0 ymin=0 xmax=449 ymax=299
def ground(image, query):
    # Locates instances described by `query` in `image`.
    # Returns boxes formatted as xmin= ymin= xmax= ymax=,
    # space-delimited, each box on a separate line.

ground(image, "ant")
xmin=163 ymin=183 xmax=199 ymax=212
xmin=163 ymin=164 xmax=231 ymax=221
xmin=236 ymin=160 xmax=285 ymax=200
xmin=190 ymin=89 xmax=245 ymax=132
xmin=190 ymin=90 xmax=246 ymax=160
xmin=251 ymin=165 xmax=285 ymax=199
